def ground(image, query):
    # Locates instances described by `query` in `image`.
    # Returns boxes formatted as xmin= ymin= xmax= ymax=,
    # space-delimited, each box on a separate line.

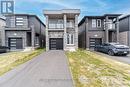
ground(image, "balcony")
xmin=48 ymin=23 xmax=64 ymax=31
xmin=104 ymin=23 xmax=116 ymax=30
xmin=108 ymin=23 xmax=116 ymax=30
xmin=67 ymin=21 xmax=74 ymax=29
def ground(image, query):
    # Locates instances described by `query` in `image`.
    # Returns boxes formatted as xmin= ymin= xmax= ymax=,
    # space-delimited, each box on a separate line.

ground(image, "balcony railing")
xmin=108 ymin=23 xmax=116 ymax=30
xmin=104 ymin=23 xmax=116 ymax=30
xmin=67 ymin=22 xmax=74 ymax=28
xmin=48 ymin=23 xmax=64 ymax=30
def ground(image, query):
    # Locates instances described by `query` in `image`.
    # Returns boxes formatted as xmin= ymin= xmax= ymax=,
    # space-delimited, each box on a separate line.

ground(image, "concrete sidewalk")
xmin=0 ymin=50 xmax=74 ymax=87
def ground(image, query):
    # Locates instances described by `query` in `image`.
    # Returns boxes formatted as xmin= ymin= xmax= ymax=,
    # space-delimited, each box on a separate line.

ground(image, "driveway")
xmin=0 ymin=50 xmax=73 ymax=87
xmin=94 ymin=51 xmax=130 ymax=64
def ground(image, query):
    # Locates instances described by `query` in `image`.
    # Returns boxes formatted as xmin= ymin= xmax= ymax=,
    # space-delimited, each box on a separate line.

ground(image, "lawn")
xmin=66 ymin=49 xmax=130 ymax=87
xmin=0 ymin=48 xmax=45 ymax=76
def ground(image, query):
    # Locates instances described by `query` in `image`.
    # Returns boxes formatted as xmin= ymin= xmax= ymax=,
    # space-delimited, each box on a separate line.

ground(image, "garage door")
xmin=49 ymin=38 xmax=63 ymax=50
xmin=9 ymin=38 xmax=23 ymax=50
xmin=89 ymin=38 xmax=102 ymax=48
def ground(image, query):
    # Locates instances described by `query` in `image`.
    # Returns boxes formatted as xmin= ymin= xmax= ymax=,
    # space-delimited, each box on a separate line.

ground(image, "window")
xmin=67 ymin=20 xmax=74 ymax=28
xmin=108 ymin=20 xmax=113 ymax=29
xmin=97 ymin=19 xmax=101 ymax=27
xmin=16 ymin=17 xmax=24 ymax=26
xmin=92 ymin=19 xmax=96 ymax=28
xmin=92 ymin=19 xmax=102 ymax=28
xmin=67 ymin=34 xmax=74 ymax=45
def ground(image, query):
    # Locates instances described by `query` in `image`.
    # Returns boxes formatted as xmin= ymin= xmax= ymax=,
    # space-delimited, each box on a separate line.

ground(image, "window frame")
xmin=97 ymin=19 xmax=101 ymax=27
xmin=67 ymin=33 xmax=74 ymax=45
xmin=92 ymin=19 xmax=96 ymax=28
xmin=15 ymin=17 xmax=24 ymax=26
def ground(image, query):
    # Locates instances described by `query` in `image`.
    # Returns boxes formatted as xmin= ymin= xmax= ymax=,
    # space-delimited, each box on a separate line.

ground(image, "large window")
xmin=67 ymin=34 xmax=74 ymax=45
xmin=49 ymin=19 xmax=63 ymax=29
xmin=92 ymin=19 xmax=96 ymax=28
xmin=67 ymin=20 xmax=74 ymax=28
xmin=16 ymin=17 xmax=24 ymax=26
xmin=97 ymin=19 xmax=101 ymax=27
xmin=92 ymin=19 xmax=102 ymax=28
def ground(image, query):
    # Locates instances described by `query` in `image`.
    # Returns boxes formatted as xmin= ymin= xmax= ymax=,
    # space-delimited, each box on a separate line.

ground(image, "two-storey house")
xmin=1 ymin=14 xmax=45 ymax=51
xmin=119 ymin=15 xmax=130 ymax=47
xmin=0 ymin=17 xmax=6 ymax=46
xmin=43 ymin=9 xmax=80 ymax=51
xmin=78 ymin=14 xmax=121 ymax=49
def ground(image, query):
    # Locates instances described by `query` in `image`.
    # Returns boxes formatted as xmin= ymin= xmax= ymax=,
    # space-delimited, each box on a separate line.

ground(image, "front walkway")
xmin=0 ymin=50 xmax=74 ymax=87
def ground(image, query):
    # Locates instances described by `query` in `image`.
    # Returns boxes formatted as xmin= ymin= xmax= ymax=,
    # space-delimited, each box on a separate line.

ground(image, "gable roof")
xmin=119 ymin=14 xmax=130 ymax=21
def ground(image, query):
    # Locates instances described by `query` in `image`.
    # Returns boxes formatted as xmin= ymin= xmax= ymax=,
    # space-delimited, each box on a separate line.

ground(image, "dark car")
xmin=94 ymin=43 xmax=129 ymax=56
xmin=0 ymin=46 xmax=9 ymax=53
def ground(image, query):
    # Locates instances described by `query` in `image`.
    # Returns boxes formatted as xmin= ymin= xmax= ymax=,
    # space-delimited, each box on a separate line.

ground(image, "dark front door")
xmin=49 ymin=38 xmax=63 ymax=50
xmin=9 ymin=38 xmax=23 ymax=50
xmin=89 ymin=38 xmax=102 ymax=48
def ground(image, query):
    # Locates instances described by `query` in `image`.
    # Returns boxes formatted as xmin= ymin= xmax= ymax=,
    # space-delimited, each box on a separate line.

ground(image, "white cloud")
xmin=94 ymin=0 xmax=107 ymax=7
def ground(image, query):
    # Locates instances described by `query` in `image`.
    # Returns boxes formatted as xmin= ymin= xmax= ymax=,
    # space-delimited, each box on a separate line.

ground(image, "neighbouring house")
xmin=119 ymin=15 xmax=130 ymax=47
xmin=0 ymin=17 xmax=6 ymax=46
xmin=78 ymin=14 xmax=121 ymax=49
xmin=1 ymin=14 xmax=45 ymax=51
xmin=43 ymin=9 xmax=80 ymax=51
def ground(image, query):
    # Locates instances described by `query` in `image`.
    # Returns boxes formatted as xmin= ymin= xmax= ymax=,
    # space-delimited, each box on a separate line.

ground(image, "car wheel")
xmin=108 ymin=50 xmax=114 ymax=56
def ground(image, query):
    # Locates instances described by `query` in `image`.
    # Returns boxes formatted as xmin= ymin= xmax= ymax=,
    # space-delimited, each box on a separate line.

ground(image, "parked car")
xmin=94 ymin=43 xmax=129 ymax=56
xmin=0 ymin=46 xmax=9 ymax=53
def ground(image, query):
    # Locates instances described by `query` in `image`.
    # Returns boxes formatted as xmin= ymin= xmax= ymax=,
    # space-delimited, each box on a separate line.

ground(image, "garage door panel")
xmin=9 ymin=38 xmax=23 ymax=50
xmin=49 ymin=38 xmax=63 ymax=50
xmin=89 ymin=38 xmax=102 ymax=48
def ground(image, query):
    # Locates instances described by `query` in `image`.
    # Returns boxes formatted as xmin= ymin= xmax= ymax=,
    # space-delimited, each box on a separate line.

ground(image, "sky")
xmin=13 ymin=0 xmax=130 ymax=22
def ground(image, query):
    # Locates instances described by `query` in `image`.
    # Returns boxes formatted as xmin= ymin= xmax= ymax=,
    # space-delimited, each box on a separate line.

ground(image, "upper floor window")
xmin=92 ymin=19 xmax=96 ymax=28
xmin=67 ymin=20 xmax=74 ymax=28
xmin=97 ymin=19 xmax=101 ymax=27
xmin=16 ymin=17 xmax=24 ymax=26
xmin=92 ymin=19 xmax=102 ymax=28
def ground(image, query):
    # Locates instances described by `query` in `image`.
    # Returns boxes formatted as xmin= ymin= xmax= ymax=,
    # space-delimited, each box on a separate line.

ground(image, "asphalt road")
xmin=94 ymin=51 xmax=130 ymax=64
xmin=0 ymin=50 xmax=74 ymax=87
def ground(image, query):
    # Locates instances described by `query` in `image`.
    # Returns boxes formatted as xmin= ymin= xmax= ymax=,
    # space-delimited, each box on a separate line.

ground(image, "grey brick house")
xmin=0 ymin=17 xmax=6 ymax=46
xmin=78 ymin=14 xmax=121 ymax=49
xmin=119 ymin=15 xmax=130 ymax=47
xmin=43 ymin=9 xmax=80 ymax=51
xmin=1 ymin=14 xmax=45 ymax=51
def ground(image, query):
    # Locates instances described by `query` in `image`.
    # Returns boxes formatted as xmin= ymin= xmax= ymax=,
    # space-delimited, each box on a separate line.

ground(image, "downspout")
xmin=85 ymin=19 xmax=87 ymax=49
xmin=128 ymin=16 xmax=130 ymax=47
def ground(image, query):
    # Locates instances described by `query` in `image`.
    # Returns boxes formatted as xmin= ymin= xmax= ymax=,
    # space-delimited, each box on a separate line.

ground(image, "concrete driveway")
xmin=0 ymin=50 xmax=73 ymax=87
xmin=94 ymin=51 xmax=130 ymax=64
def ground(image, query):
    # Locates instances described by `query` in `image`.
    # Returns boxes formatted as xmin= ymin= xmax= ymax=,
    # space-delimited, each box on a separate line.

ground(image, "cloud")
xmin=94 ymin=0 xmax=107 ymax=7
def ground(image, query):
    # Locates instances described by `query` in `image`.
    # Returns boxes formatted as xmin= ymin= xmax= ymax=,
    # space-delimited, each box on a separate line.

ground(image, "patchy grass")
xmin=0 ymin=48 xmax=45 ymax=76
xmin=66 ymin=49 xmax=130 ymax=87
